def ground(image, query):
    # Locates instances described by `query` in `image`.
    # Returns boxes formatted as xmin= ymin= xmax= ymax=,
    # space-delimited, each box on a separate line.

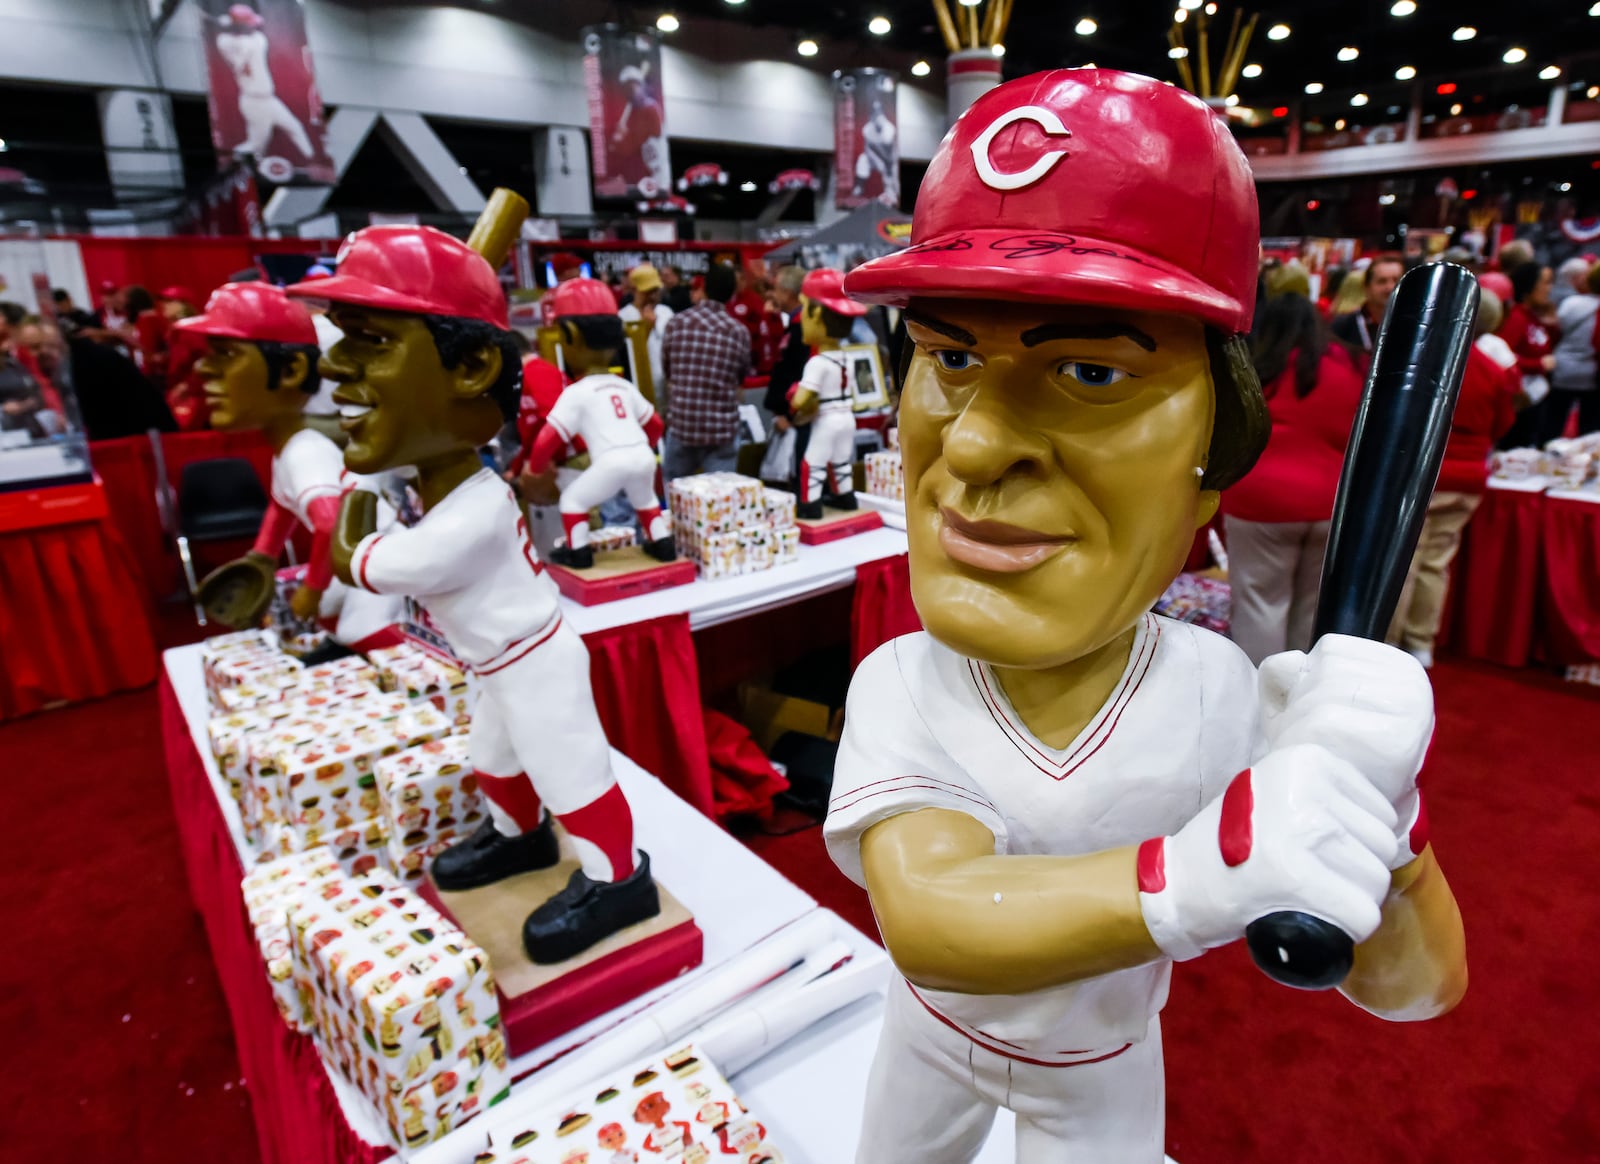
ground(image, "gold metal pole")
xmin=931 ymin=0 xmax=961 ymax=53
xmin=967 ymin=3 xmax=980 ymax=49
xmin=981 ymin=0 xmax=1003 ymax=46
xmin=1196 ymin=8 xmax=1211 ymax=98
xmin=996 ymin=0 xmax=1015 ymax=46
xmin=1169 ymin=25 xmax=1196 ymax=93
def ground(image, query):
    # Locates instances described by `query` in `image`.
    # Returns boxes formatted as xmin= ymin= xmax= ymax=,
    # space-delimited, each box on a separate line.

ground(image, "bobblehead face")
xmin=322 ymin=305 xmax=503 ymax=475
xmin=197 ymin=336 xmax=309 ymax=431
xmin=559 ymin=320 xmax=616 ymax=376
xmin=900 ymin=298 xmax=1220 ymax=670
xmin=798 ymin=298 xmax=832 ymax=349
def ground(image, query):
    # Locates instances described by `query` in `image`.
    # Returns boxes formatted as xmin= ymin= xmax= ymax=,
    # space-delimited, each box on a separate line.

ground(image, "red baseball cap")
xmin=550 ymin=251 xmax=585 ymax=276
xmin=228 ymin=4 xmax=264 ymax=29
xmin=1478 ymin=271 xmax=1513 ymax=303
xmin=801 ymin=269 xmax=867 ymax=317
xmin=286 ymin=225 xmax=508 ymax=330
xmin=545 ymin=277 xmax=619 ymax=319
xmin=846 ymin=69 xmax=1260 ymax=336
xmin=172 ymin=282 xmax=318 ymax=345
xmin=159 ymin=285 xmax=197 ymax=304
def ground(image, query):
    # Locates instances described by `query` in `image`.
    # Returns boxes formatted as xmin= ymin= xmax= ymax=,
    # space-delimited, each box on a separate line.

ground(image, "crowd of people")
xmin=1227 ymin=243 xmax=1600 ymax=670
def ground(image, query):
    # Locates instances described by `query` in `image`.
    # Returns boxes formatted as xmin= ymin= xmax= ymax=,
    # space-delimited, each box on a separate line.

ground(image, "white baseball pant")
xmin=802 ymin=409 xmax=856 ymax=504
xmin=856 ymin=978 xmax=1166 ymax=1164
xmin=237 ymin=93 xmax=314 ymax=158
xmin=558 ymin=445 xmax=668 ymax=547
xmin=317 ymin=579 xmax=404 ymax=648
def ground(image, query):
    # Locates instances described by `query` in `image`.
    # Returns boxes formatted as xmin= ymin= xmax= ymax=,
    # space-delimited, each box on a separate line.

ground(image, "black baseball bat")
xmin=1244 ymin=262 xmax=1480 ymax=991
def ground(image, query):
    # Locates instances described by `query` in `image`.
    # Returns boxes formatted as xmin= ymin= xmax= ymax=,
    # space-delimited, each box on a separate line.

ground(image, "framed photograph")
xmin=842 ymin=342 xmax=889 ymax=411
xmin=737 ymin=403 xmax=766 ymax=445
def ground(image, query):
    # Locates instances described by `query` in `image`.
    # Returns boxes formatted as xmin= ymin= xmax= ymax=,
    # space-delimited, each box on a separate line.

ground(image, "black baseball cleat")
xmin=642 ymin=536 xmax=678 ymax=563
xmin=522 ymin=852 xmax=661 ymax=964
xmin=431 ymin=816 xmax=560 ymax=891
xmin=823 ymin=491 xmax=858 ymax=511
xmin=549 ymin=543 xmax=595 ymax=570
xmin=796 ymin=500 xmax=824 ymax=521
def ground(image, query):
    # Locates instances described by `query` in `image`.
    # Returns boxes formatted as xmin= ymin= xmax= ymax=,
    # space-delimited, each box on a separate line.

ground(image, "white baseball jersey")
xmin=544 ymin=373 xmax=656 ymax=461
xmin=825 ymin=614 xmax=1259 ymax=1057
xmin=271 ymin=427 xmax=345 ymax=526
xmin=798 ymin=351 xmax=855 ymax=414
xmin=349 ymin=468 xmax=560 ymax=668
xmin=217 ymin=30 xmax=274 ymax=98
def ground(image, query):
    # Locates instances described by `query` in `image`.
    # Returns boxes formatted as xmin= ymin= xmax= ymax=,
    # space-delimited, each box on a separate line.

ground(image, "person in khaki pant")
xmin=1220 ymin=292 xmax=1364 ymax=664
xmin=1388 ymin=295 xmax=1520 ymax=666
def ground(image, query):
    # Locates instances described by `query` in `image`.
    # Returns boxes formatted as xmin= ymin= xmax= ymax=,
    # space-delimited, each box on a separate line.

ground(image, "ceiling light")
xmin=1267 ymin=23 xmax=1290 ymax=40
xmin=992 ymin=43 xmax=1006 ymax=56
xmin=739 ymin=181 xmax=757 ymax=192
xmin=957 ymin=0 xmax=981 ymax=6
xmin=1075 ymin=17 xmax=1097 ymax=35
xmin=1169 ymin=46 xmax=1190 ymax=59
xmin=1333 ymin=119 xmax=1346 ymax=130
xmin=1450 ymin=102 xmax=1462 ymax=115
xmin=1589 ymin=85 xmax=1599 ymax=98
xmin=1391 ymin=0 xmax=1416 ymax=14
xmin=1436 ymin=82 xmax=1457 ymax=94
xmin=1395 ymin=65 xmax=1416 ymax=80
xmin=1242 ymin=63 xmax=1263 ymax=78
xmin=1540 ymin=65 xmax=1562 ymax=80
xmin=1503 ymin=47 xmax=1527 ymax=64
xmin=868 ymin=15 xmax=891 ymax=35
xmin=1224 ymin=93 xmax=1239 ymax=106
xmin=1592 ymin=1 xmax=1599 ymax=13
xmin=1307 ymin=199 xmax=1320 ymax=210
xmin=655 ymin=12 xmax=679 ymax=32
xmin=1560 ymin=182 xmax=1573 ymax=191
xmin=911 ymin=59 xmax=931 ymax=77
xmin=1337 ymin=46 xmax=1359 ymax=61
xmin=1304 ymin=81 xmax=1323 ymax=94
xmin=724 ymin=0 xmax=745 ymax=5
xmin=0 ymin=139 xmax=8 ymax=152
xmin=797 ymin=38 xmax=818 ymax=56
xmin=1174 ymin=9 xmax=1188 ymax=23
xmin=1180 ymin=0 xmax=1202 ymax=8
xmin=1272 ymin=105 xmax=1288 ymax=117
xmin=1380 ymin=193 xmax=1397 ymax=204
xmin=1352 ymin=93 xmax=1370 ymax=106
xmin=1082 ymin=62 xmax=1096 ymax=68
xmin=1453 ymin=26 xmax=1476 ymax=40
xmin=1205 ymin=2 xmax=1217 ymax=12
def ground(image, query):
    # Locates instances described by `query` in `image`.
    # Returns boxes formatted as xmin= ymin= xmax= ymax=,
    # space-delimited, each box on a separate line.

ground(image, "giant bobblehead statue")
xmin=287 ymin=225 xmax=660 ymax=964
xmin=825 ymin=70 xmax=1466 ymax=1162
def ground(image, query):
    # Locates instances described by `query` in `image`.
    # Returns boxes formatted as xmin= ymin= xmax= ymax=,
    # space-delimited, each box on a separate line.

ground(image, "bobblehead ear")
xmin=448 ymin=342 xmax=503 ymax=401
xmin=278 ymin=350 xmax=312 ymax=394
xmin=558 ymin=319 xmax=582 ymax=347
xmin=1195 ymin=489 xmax=1221 ymax=528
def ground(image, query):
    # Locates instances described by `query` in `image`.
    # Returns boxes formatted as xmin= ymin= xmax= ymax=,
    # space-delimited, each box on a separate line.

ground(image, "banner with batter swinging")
xmin=835 ymin=69 xmax=900 ymax=211
xmin=197 ymin=0 xmax=335 ymax=185
xmin=582 ymin=25 xmax=673 ymax=201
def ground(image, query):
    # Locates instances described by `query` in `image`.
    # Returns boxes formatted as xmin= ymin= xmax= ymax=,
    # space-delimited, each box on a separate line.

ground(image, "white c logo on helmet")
xmin=970 ymin=105 xmax=1072 ymax=192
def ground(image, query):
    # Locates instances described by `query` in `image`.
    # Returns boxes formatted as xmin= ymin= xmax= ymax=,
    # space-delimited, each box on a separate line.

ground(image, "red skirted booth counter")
xmin=0 ymin=478 xmax=158 ymax=720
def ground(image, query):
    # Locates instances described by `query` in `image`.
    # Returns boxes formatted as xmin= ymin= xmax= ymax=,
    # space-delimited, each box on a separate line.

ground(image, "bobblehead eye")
xmin=1060 ymin=361 xmax=1130 ymax=388
xmin=933 ymin=349 xmax=983 ymax=372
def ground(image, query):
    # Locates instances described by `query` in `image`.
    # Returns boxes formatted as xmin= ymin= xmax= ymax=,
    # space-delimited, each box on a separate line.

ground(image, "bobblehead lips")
xmin=900 ymin=296 xmax=1218 ymax=670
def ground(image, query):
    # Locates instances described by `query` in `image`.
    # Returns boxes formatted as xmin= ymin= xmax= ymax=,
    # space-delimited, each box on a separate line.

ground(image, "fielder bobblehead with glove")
xmin=287 ymin=224 xmax=660 ymax=964
xmin=824 ymin=70 xmax=1465 ymax=1162
xmin=179 ymin=281 xmax=404 ymax=649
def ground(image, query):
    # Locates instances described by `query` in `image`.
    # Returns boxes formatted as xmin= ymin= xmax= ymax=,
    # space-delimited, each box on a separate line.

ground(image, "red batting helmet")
xmin=285 ymin=225 xmax=509 ymax=330
xmin=801 ymin=269 xmax=867 ymax=317
xmin=545 ymin=277 xmax=620 ymax=319
xmin=845 ymin=69 xmax=1260 ymax=336
xmin=227 ymin=4 xmax=264 ymax=29
xmin=172 ymin=282 xmax=318 ymax=346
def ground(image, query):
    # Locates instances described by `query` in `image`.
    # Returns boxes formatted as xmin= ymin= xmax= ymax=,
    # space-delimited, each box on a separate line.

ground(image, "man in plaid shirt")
xmin=661 ymin=263 xmax=751 ymax=480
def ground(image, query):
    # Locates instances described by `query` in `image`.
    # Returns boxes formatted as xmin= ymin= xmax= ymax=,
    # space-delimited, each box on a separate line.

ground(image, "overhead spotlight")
xmin=0 ymin=138 xmax=8 ymax=152
xmin=1379 ymin=193 xmax=1397 ymax=204
xmin=1333 ymin=118 xmax=1345 ymax=130
xmin=1267 ymin=23 xmax=1290 ymax=40
xmin=1450 ymin=102 xmax=1462 ymax=115
xmin=992 ymin=42 xmax=1006 ymax=56
xmin=1503 ymin=47 xmax=1527 ymax=63
xmin=1452 ymin=26 xmax=1476 ymax=40
xmin=1180 ymin=0 xmax=1202 ymax=8
xmin=1540 ymin=65 xmax=1562 ymax=80
xmin=1076 ymin=17 xmax=1097 ymax=35
xmin=1592 ymin=1 xmax=1599 ymax=13
xmin=739 ymin=181 xmax=757 ymax=192
xmin=1337 ymin=46 xmax=1359 ymax=61
xmin=1168 ymin=46 xmax=1190 ymax=59
xmin=1391 ymin=0 xmax=1416 ymax=13
xmin=1205 ymin=2 xmax=1217 ymax=12
xmin=911 ymin=59 xmax=931 ymax=77
xmin=957 ymin=0 xmax=982 ymax=6
xmin=1242 ymin=63 xmax=1263 ymax=78
xmin=1174 ymin=9 xmax=1188 ymax=23
xmin=868 ymin=15 xmax=891 ymax=35
xmin=797 ymin=38 xmax=819 ymax=56
xmin=1223 ymin=93 xmax=1239 ymax=106
xmin=655 ymin=12 xmax=679 ymax=32
xmin=724 ymin=0 xmax=746 ymax=5
xmin=1395 ymin=65 xmax=1416 ymax=80
xmin=1560 ymin=181 xmax=1573 ymax=191
xmin=1351 ymin=93 xmax=1369 ymax=107
xmin=1304 ymin=81 xmax=1324 ymax=94
xmin=1589 ymin=85 xmax=1599 ymax=98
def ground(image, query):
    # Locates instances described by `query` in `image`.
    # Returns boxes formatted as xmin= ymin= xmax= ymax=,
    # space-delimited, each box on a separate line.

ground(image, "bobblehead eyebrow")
xmin=904 ymin=311 xmax=977 ymax=347
xmin=1019 ymin=322 xmax=1158 ymax=351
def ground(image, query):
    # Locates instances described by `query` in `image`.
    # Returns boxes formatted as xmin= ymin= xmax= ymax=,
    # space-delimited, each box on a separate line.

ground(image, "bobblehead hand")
xmin=331 ymin=490 xmax=379 ymax=588
xmin=1258 ymin=635 xmax=1433 ymax=864
xmin=289 ymin=584 xmax=323 ymax=622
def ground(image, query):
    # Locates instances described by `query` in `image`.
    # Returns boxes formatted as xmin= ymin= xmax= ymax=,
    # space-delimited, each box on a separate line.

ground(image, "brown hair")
xmin=1204 ymin=329 xmax=1269 ymax=491
xmin=1363 ymin=252 xmax=1406 ymax=285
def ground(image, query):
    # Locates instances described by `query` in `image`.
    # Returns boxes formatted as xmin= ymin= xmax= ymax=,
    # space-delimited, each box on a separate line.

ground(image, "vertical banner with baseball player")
xmin=835 ymin=69 xmax=900 ymax=210
xmin=582 ymin=25 xmax=672 ymax=201
xmin=197 ymin=0 xmax=335 ymax=185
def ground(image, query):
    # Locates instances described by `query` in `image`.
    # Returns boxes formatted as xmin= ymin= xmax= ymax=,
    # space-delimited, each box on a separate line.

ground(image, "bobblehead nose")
xmin=320 ymin=341 xmax=360 ymax=384
xmin=942 ymin=383 xmax=1050 ymax=487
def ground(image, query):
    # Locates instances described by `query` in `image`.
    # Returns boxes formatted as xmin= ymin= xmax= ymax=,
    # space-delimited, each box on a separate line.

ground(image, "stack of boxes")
xmin=589 ymin=525 xmax=638 ymax=554
xmin=864 ymin=449 xmax=904 ymax=502
xmin=244 ymin=854 xmax=510 ymax=1147
xmin=376 ymin=735 xmax=485 ymax=882
xmin=202 ymin=630 xmax=306 ymax=701
xmin=668 ymin=472 xmax=801 ymax=579
xmin=368 ymin=642 xmax=474 ymax=724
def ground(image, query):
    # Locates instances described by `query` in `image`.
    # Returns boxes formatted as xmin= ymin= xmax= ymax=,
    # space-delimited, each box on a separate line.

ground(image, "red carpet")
xmin=6 ymin=634 xmax=1597 ymax=1161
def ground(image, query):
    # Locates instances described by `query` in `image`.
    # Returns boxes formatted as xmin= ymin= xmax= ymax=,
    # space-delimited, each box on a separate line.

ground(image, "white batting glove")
xmin=1138 ymin=745 xmax=1399 ymax=963
xmin=1259 ymin=634 xmax=1434 ymax=867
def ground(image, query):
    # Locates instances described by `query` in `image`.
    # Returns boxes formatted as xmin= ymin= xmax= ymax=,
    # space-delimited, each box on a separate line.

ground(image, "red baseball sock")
xmin=636 ymin=506 xmax=668 ymax=542
xmin=560 ymin=511 xmax=590 ymax=549
xmin=554 ymin=784 xmax=637 ymax=882
xmin=474 ymin=770 xmax=545 ymax=835
xmin=348 ymin=625 xmax=406 ymax=653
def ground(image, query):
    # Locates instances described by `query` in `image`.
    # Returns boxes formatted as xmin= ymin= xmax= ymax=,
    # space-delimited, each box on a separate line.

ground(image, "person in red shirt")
xmin=507 ymin=350 xmax=573 ymax=491
xmin=1496 ymin=261 xmax=1558 ymax=449
xmin=724 ymin=266 xmax=774 ymax=372
xmin=1386 ymin=296 xmax=1520 ymax=667
xmin=1221 ymin=291 xmax=1365 ymax=664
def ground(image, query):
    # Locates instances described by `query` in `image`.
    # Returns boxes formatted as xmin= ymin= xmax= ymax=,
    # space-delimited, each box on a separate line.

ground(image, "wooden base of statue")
xmin=795 ymin=505 xmax=883 ymax=545
xmin=420 ymin=824 xmax=703 ymax=1057
xmin=546 ymin=546 xmax=697 ymax=607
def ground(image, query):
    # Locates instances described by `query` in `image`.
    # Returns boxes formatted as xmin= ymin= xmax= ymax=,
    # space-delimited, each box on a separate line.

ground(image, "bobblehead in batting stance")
xmin=790 ymin=268 xmax=868 ymax=519
xmin=287 ymin=225 xmax=660 ymax=964
xmin=826 ymin=70 xmax=1466 ymax=1162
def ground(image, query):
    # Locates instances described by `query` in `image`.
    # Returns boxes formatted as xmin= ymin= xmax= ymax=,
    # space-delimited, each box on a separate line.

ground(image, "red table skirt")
xmin=160 ymin=672 xmax=392 ymax=1164
xmin=0 ymin=490 xmax=158 ymax=720
xmin=851 ymin=553 xmax=922 ymax=667
xmin=1538 ymin=496 xmax=1600 ymax=663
